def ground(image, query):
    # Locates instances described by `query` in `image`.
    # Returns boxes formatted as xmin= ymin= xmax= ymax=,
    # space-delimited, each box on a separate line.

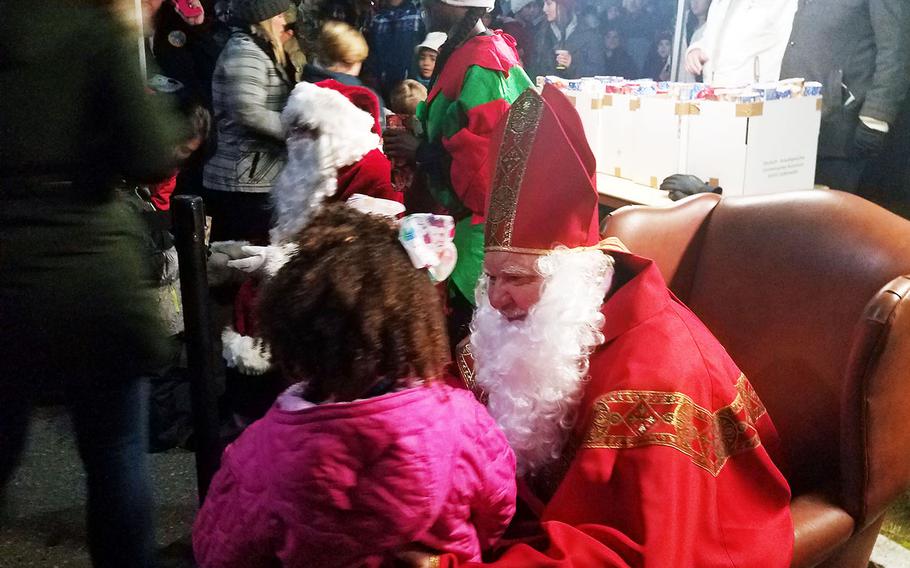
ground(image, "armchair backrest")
xmin=602 ymin=191 xmax=910 ymax=528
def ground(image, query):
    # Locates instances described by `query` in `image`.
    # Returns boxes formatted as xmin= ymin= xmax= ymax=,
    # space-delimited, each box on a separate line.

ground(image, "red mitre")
xmin=314 ymin=79 xmax=382 ymax=135
xmin=484 ymin=84 xmax=600 ymax=254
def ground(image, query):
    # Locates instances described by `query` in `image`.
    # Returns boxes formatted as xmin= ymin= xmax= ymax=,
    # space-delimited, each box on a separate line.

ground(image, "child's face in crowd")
xmin=418 ymin=48 xmax=438 ymax=79
xmin=657 ymin=38 xmax=671 ymax=58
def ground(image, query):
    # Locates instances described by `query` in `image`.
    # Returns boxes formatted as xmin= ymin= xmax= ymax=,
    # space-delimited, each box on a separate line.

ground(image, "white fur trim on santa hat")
xmin=271 ymin=82 xmax=383 ymax=243
xmin=222 ymin=327 xmax=272 ymax=376
xmin=281 ymin=81 xmax=380 ymax=169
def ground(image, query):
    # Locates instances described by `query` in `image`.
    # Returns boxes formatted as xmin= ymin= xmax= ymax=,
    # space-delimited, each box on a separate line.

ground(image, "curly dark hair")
xmin=257 ymin=204 xmax=451 ymax=403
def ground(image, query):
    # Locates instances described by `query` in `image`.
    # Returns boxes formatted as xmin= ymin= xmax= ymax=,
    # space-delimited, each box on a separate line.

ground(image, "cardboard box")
xmin=596 ymin=94 xmax=639 ymax=179
xmin=565 ymin=89 xmax=602 ymax=169
xmin=624 ymin=96 xmax=690 ymax=188
xmin=684 ymin=96 xmax=822 ymax=196
xmin=569 ymin=83 xmax=822 ymax=196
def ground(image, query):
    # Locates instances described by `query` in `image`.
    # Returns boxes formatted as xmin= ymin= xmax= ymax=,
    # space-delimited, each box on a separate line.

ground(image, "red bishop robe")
xmin=446 ymin=248 xmax=794 ymax=567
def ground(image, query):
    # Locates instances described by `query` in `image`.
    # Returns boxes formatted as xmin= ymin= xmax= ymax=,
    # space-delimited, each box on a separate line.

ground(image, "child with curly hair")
xmin=193 ymin=204 xmax=516 ymax=567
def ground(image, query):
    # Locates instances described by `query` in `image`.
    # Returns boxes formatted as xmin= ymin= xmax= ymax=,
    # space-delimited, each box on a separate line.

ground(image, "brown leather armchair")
xmin=601 ymin=190 xmax=910 ymax=568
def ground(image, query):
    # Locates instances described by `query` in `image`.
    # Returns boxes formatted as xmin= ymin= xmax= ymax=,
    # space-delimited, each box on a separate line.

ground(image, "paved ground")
xmin=0 ymin=406 xmax=197 ymax=567
xmin=2 ymin=405 xmax=909 ymax=567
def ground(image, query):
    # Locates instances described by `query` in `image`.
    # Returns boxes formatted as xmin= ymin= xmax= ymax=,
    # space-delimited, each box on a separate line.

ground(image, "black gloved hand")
xmin=852 ymin=121 xmax=888 ymax=158
xmin=660 ymin=174 xmax=722 ymax=202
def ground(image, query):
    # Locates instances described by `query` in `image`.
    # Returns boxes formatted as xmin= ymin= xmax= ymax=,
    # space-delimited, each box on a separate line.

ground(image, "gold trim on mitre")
xmin=485 ymin=237 xmax=631 ymax=256
xmin=485 ymin=89 xmax=545 ymax=251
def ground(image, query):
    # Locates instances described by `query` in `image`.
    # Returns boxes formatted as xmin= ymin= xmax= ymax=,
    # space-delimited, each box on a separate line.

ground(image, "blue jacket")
xmin=365 ymin=1 xmax=425 ymax=96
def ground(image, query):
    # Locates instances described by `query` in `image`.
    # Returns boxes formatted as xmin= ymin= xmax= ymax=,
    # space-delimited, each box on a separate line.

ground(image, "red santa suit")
xmin=443 ymin=85 xmax=793 ymax=567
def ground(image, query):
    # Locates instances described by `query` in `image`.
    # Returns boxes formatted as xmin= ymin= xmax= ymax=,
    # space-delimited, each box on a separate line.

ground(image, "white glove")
xmin=209 ymin=240 xmax=252 ymax=259
xmin=226 ymin=246 xmax=269 ymax=273
xmin=207 ymin=240 xmax=251 ymax=286
xmin=227 ymin=244 xmax=299 ymax=276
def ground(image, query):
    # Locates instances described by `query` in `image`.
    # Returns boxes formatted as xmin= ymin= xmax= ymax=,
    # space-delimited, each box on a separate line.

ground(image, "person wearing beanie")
xmin=231 ymin=0 xmax=288 ymax=24
xmin=532 ymin=0 xmax=605 ymax=79
xmin=384 ymin=0 xmax=534 ymax=351
xmin=202 ymin=0 xmax=294 ymax=242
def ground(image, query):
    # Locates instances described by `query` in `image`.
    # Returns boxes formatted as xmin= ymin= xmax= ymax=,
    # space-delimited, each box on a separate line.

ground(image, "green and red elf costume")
xmin=415 ymin=22 xmax=533 ymax=314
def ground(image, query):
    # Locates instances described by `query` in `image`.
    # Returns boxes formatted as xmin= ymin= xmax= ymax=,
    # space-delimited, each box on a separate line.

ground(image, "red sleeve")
xmin=441 ymin=98 xmax=512 ymax=219
xmin=149 ymin=172 xmax=178 ymax=211
xmin=336 ymin=148 xmax=401 ymax=203
xmin=437 ymin=520 xmax=640 ymax=567
xmin=439 ymin=436 xmax=792 ymax=567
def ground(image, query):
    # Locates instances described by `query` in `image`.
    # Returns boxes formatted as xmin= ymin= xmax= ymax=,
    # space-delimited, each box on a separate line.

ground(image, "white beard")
xmin=270 ymin=81 xmax=382 ymax=243
xmin=270 ymin=134 xmax=339 ymax=244
xmin=470 ymin=248 xmax=614 ymax=476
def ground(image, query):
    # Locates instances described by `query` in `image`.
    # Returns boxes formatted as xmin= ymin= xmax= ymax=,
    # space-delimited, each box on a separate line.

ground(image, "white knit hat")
xmin=415 ymin=32 xmax=448 ymax=53
xmin=438 ymin=0 xmax=495 ymax=9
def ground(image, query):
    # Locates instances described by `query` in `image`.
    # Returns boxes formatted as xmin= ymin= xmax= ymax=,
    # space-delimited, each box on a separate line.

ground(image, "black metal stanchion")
xmin=172 ymin=195 xmax=221 ymax=502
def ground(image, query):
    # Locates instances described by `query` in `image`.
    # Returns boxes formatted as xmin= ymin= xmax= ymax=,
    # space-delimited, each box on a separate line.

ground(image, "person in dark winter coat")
xmin=780 ymin=0 xmax=910 ymax=193
xmin=641 ymin=31 xmax=672 ymax=81
xmin=364 ymin=0 xmax=426 ymax=99
xmin=603 ymin=28 xmax=640 ymax=79
xmin=203 ymin=0 xmax=294 ymax=242
xmin=534 ymin=0 xmax=606 ymax=79
xmin=150 ymin=0 xmax=225 ymax=108
xmin=0 ymin=0 xmax=182 ymax=565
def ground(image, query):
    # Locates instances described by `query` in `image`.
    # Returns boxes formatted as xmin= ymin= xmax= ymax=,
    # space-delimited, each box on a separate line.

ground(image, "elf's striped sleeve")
xmin=432 ymin=64 xmax=533 ymax=220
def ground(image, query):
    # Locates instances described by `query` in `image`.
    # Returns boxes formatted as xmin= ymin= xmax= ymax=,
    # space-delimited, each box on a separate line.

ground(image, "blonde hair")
xmin=319 ymin=21 xmax=369 ymax=66
xmin=389 ymin=79 xmax=428 ymax=115
xmin=252 ymin=18 xmax=288 ymax=68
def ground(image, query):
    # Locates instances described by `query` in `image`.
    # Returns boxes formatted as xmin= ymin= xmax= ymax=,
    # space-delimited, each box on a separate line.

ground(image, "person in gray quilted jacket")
xmin=203 ymin=0 xmax=294 ymax=241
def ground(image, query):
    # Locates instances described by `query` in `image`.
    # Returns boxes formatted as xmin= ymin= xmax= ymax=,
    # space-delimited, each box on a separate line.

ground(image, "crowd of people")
xmin=1 ymin=0 xmax=908 ymax=566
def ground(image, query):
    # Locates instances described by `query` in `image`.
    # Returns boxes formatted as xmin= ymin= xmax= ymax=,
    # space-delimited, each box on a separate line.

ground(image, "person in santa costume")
xmin=384 ymin=0 xmax=534 ymax=349
xmin=216 ymin=79 xmax=401 ymax=391
xmin=404 ymin=84 xmax=793 ymax=566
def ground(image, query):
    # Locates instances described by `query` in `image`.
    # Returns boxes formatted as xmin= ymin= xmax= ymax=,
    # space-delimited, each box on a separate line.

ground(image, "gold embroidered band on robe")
xmin=456 ymin=340 xmax=487 ymax=404
xmin=582 ymin=375 xmax=767 ymax=476
xmin=485 ymin=91 xmax=544 ymax=251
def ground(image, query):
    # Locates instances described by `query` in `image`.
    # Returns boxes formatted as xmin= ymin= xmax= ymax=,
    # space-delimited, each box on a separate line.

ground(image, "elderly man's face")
xmin=484 ymin=251 xmax=545 ymax=321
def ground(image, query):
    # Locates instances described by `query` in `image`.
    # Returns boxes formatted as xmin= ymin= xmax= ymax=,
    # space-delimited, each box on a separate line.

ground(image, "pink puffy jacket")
xmin=193 ymin=382 xmax=516 ymax=567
